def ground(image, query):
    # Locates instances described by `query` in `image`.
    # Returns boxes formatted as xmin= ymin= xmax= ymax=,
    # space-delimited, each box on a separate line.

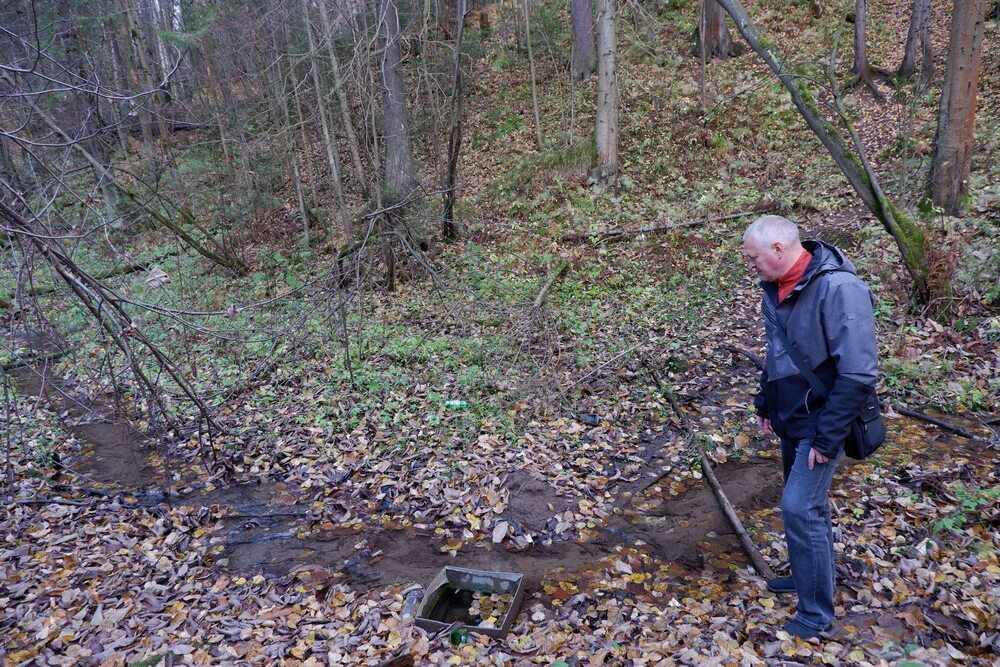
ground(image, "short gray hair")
xmin=743 ymin=215 xmax=801 ymax=247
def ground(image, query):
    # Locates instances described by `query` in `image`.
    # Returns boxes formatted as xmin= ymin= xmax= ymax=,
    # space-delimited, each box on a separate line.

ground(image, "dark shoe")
xmin=766 ymin=576 xmax=795 ymax=594
xmin=783 ymin=619 xmax=833 ymax=640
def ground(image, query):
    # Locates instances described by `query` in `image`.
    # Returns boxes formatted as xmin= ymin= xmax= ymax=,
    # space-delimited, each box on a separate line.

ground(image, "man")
xmin=742 ymin=215 xmax=879 ymax=640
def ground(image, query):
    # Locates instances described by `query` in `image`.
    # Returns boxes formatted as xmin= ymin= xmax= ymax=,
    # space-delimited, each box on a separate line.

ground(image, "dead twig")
xmin=560 ymin=343 xmax=644 ymax=396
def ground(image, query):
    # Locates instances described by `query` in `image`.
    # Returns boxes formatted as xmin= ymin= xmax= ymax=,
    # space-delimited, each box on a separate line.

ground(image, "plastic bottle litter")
xmin=449 ymin=627 xmax=470 ymax=646
xmin=444 ymin=399 xmax=469 ymax=409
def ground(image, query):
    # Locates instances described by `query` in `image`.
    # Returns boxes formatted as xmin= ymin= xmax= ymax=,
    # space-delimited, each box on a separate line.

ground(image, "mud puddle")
xmin=12 ymin=356 xmax=783 ymax=597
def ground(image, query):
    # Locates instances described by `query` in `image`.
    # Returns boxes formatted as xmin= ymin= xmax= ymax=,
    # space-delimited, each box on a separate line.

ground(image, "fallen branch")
xmin=560 ymin=343 xmax=644 ymax=395
xmin=560 ymin=210 xmax=760 ymax=243
xmin=892 ymin=403 xmax=982 ymax=440
xmin=15 ymin=498 xmax=88 ymax=507
xmin=531 ymin=259 xmax=569 ymax=310
xmin=699 ymin=453 xmax=776 ymax=580
xmin=2 ymin=349 xmax=66 ymax=371
xmin=716 ymin=345 xmax=764 ymax=371
xmin=659 ymin=371 xmax=776 ymax=579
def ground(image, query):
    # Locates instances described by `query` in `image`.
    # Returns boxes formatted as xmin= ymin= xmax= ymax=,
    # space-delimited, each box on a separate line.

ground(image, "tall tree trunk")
xmin=696 ymin=0 xmax=732 ymax=59
xmin=713 ymin=0 xmax=930 ymax=302
xmin=570 ymin=0 xmax=596 ymax=81
xmin=523 ymin=0 xmax=544 ymax=149
xmin=301 ymin=0 xmax=350 ymax=241
xmin=852 ymin=0 xmax=870 ymax=76
xmin=378 ymin=0 xmax=417 ymax=207
xmin=851 ymin=0 xmax=883 ymax=97
xmin=898 ymin=0 xmax=931 ymax=78
xmin=117 ymin=0 xmax=155 ymax=152
xmin=271 ymin=19 xmax=311 ymax=245
xmin=593 ymin=0 xmax=618 ymax=187
xmin=378 ymin=0 xmax=417 ymax=291
xmin=443 ymin=0 xmax=467 ymax=238
xmin=928 ymin=0 xmax=988 ymax=216
xmin=122 ymin=0 xmax=170 ymax=142
xmin=315 ymin=0 xmax=370 ymax=198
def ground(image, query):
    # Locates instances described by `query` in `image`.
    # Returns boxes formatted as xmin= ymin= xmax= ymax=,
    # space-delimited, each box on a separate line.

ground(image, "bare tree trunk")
xmin=271 ymin=20 xmax=311 ymax=245
xmin=570 ymin=0 xmax=596 ymax=81
xmin=699 ymin=0 xmax=707 ymax=110
xmin=852 ymin=0 xmax=869 ymax=75
xmin=713 ymin=0 xmax=930 ymax=302
xmin=443 ymin=0 xmax=467 ymax=238
xmin=898 ymin=0 xmax=931 ymax=78
xmin=850 ymin=0 xmax=882 ymax=97
xmin=696 ymin=0 xmax=732 ymax=59
xmin=378 ymin=0 xmax=418 ymax=291
xmin=593 ymin=0 xmax=618 ymax=187
xmin=523 ymin=0 xmax=544 ymax=149
xmin=928 ymin=0 xmax=988 ymax=216
xmin=121 ymin=0 xmax=170 ymax=143
xmin=301 ymin=0 xmax=350 ymax=241
xmin=117 ymin=0 xmax=154 ymax=152
xmin=315 ymin=0 xmax=370 ymax=198
xmin=378 ymin=0 xmax=417 ymax=207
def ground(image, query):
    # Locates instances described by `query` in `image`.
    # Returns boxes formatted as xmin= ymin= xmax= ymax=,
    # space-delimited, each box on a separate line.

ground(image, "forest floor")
xmin=2 ymin=0 xmax=1000 ymax=665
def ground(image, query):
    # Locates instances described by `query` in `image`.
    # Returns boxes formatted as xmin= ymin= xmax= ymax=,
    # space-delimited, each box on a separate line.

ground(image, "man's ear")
xmin=771 ymin=241 xmax=784 ymax=255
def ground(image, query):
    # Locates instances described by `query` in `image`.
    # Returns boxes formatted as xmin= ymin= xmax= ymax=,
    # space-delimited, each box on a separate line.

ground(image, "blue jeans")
xmin=780 ymin=438 xmax=838 ymax=631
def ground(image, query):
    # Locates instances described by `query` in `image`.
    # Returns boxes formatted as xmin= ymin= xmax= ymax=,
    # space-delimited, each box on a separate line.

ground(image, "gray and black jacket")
xmin=754 ymin=240 xmax=879 ymax=458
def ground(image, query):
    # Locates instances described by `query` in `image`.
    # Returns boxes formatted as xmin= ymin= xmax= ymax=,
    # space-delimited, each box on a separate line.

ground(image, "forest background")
xmin=1 ymin=0 xmax=999 ymax=664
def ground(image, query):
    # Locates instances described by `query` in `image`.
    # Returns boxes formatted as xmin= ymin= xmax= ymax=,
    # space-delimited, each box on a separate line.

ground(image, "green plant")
xmin=932 ymin=484 xmax=1000 ymax=534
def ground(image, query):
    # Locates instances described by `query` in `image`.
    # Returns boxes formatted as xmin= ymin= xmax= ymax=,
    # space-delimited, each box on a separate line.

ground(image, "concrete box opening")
xmin=413 ymin=566 xmax=526 ymax=639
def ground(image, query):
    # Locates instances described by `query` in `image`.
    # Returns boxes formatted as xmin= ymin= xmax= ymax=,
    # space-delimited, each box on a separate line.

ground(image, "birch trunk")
xmin=593 ymin=0 xmax=618 ymax=186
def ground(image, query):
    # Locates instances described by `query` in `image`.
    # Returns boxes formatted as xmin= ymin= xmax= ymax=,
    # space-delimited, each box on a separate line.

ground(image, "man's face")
xmin=742 ymin=239 xmax=785 ymax=282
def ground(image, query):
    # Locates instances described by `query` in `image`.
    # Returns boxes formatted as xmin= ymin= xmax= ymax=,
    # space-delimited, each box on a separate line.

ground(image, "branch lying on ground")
xmin=2 ymin=349 xmax=66 ymax=371
xmin=656 ymin=360 xmax=776 ymax=579
xmin=560 ymin=210 xmax=761 ymax=243
xmin=699 ymin=452 xmax=776 ymax=579
xmin=716 ymin=345 xmax=765 ymax=371
xmin=892 ymin=403 xmax=984 ymax=441
xmin=531 ymin=259 xmax=569 ymax=310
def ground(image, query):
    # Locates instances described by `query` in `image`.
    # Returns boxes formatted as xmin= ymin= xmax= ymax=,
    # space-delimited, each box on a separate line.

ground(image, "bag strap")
xmin=762 ymin=273 xmax=834 ymax=401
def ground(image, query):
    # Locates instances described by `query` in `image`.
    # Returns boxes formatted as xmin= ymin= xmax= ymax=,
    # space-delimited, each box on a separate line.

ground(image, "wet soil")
xmin=12 ymin=361 xmax=784 ymax=597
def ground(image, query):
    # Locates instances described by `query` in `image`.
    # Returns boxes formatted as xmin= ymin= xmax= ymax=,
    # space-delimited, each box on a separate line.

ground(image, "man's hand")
xmin=757 ymin=416 xmax=773 ymax=436
xmin=807 ymin=447 xmax=830 ymax=470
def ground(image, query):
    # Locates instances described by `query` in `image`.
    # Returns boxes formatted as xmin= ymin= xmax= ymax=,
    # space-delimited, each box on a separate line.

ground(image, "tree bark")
xmin=570 ymin=0 xmax=597 ymax=81
xmin=378 ymin=0 xmax=417 ymax=207
xmin=697 ymin=0 xmax=732 ymax=60
xmin=852 ymin=0 xmax=870 ymax=76
xmin=713 ymin=0 xmax=930 ymax=302
xmin=898 ymin=0 xmax=931 ymax=78
xmin=315 ymin=0 xmax=370 ymax=198
xmin=850 ymin=0 xmax=883 ymax=97
xmin=928 ymin=0 xmax=988 ymax=216
xmin=593 ymin=0 xmax=618 ymax=187
xmin=523 ymin=0 xmax=544 ymax=149
xmin=443 ymin=0 xmax=467 ymax=238
xmin=301 ymin=0 xmax=351 ymax=241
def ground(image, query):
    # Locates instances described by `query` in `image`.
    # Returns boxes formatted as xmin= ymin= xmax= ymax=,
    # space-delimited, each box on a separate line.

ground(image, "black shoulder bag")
xmin=768 ymin=294 xmax=887 ymax=460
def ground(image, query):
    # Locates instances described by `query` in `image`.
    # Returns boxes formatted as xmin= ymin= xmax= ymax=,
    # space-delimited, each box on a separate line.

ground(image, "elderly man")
xmin=742 ymin=215 xmax=879 ymax=640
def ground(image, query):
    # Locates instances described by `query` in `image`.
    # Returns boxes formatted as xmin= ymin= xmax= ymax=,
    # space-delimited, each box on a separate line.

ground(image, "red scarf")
xmin=777 ymin=250 xmax=813 ymax=303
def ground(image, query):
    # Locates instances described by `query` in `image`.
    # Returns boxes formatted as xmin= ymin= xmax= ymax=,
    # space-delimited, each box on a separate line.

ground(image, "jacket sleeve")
xmin=813 ymin=279 xmax=879 ymax=457
xmin=754 ymin=368 xmax=769 ymax=417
